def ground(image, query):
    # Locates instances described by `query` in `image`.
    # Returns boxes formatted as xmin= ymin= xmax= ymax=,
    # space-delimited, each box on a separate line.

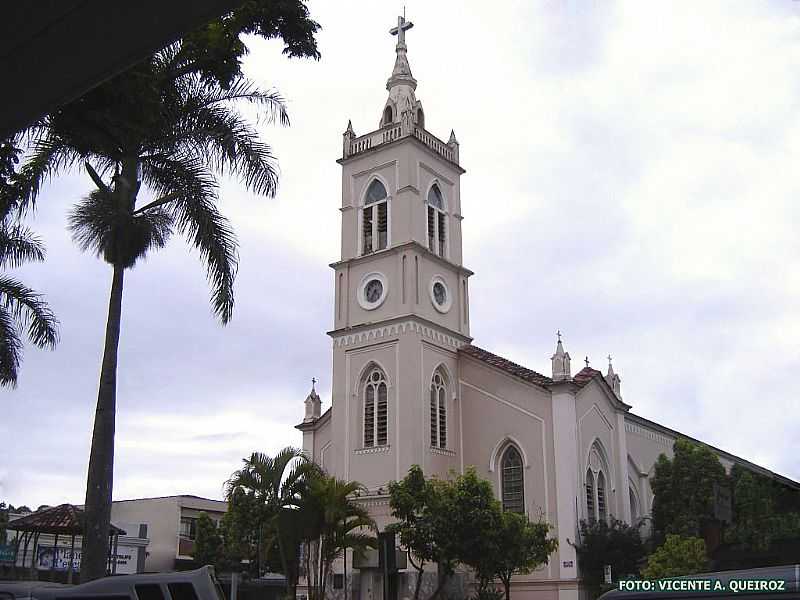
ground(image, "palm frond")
xmin=0 ymin=224 xmax=45 ymax=268
xmin=13 ymin=133 xmax=81 ymax=214
xmin=0 ymin=306 xmax=22 ymax=388
xmin=0 ymin=276 xmax=59 ymax=349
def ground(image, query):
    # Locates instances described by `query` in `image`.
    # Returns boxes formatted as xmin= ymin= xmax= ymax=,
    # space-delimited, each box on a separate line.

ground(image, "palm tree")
xmin=0 ymin=139 xmax=59 ymax=386
xmin=13 ymin=46 xmax=290 ymax=580
xmin=302 ymin=475 xmax=376 ymax=600
xmin=225 ymin=448 xmax=313 ymax=597
xmin=0 ymin=213 xmax=59 ymax=386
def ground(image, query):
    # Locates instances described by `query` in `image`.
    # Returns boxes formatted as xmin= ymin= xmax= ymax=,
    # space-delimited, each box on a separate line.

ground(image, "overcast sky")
xmin=3 ymin=0 xmax=800 ymax=509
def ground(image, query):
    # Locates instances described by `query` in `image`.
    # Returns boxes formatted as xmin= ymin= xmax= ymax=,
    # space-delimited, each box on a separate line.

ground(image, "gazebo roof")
xmin=8 ymin=504 xmax=126 ymax=536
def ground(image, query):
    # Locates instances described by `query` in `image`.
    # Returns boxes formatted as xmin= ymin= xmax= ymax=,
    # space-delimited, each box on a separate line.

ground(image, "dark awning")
xmin=1 ymin=0 xmax=242 ymax=139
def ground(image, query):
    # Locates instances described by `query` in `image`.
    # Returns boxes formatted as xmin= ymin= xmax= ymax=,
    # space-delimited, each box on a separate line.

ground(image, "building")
xmin=4 ymin=495 xmax=225 ymax=577
xmin=295 ymin=14 xmax=800 ymax=600
xmin=111 ymin=495 xmax=226 ymax=571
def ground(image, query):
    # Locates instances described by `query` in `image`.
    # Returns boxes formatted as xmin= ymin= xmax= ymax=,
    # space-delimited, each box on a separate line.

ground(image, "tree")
xmin=575 ymin=518 xmax=645 ymax=598
xmin=650 ymin=438 xmax=727 ymax=540
xmin=225 ymin=448 xmax=312 ymax=598
xmin=725 ymin=465 xmax=800 ymax=555
xmin=478 ymin=511 xmax=558 ymax=600
xmin=11 ymin=2 xmax=319 ymax=581
xmin=194 ymin=512 xmax=223 ymax=568
xmin=387 ymin=466 xmax=438 ymax=600
xmin=0 ymin=139 xmax=58 ymax=386
xmin=388 ymin=467 xmax=554 ymax=600
xmin=387 ymin=466 xmax=464 ymax=600
xmin=641 ymin=534 xmax=707 ymax=579
xmin=301 ymin=474 xmax=376 ymax=600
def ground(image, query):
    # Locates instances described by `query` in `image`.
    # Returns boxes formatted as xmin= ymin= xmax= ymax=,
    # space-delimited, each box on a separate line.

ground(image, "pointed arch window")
xmin=501 ymin=446 xmax=524 ymax=513
xmin=586 ymin=470 xmax=596 ymax=523
xmin=429 ymin=370 xmax=447 ymax=448
xmin=629 ymin=487 xmax=639 ymax=522
xmin=597 ymin=471 xmax=607 ymax=522
xmin=427 ymin=184 xmax=446 ymax=257
xmin=362 ymin=180 xmax=389 ymax=255
xmin=363 ymin=367 xmax=388 ymax=447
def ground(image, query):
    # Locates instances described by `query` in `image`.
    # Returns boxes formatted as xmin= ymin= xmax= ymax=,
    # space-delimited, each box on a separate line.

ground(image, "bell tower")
xmin=325 ymin=15 xmax=473 ymax=494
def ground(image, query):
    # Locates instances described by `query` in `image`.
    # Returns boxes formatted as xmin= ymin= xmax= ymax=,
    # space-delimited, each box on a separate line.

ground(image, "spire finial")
xmin=551 ymin=331 xmax=571 ymax=381
xmin=557 ymin=329 xmax=562 ymax=342
xmin=386 ymin=13 xmax=417 ymax=92
xmin=584 ymin=356 xmax=590 ymax=368
xmin=311 ymin=377 xmax=317 ymax=392
xmin=607 ymin=354 xmax=612 ymax=367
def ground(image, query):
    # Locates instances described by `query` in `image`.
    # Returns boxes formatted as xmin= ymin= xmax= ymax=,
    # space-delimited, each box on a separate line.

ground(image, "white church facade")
xmin=296 ymin=16 xmax=796 ymax=600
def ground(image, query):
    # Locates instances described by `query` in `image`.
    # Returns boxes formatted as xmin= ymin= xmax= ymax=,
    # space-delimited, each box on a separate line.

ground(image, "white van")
xmin=0 ymin=567 xmax=225 ymax=600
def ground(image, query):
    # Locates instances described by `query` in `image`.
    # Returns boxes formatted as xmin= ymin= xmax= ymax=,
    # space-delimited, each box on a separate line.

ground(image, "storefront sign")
xmin=36 ymin=546 xmax=138 ymax=574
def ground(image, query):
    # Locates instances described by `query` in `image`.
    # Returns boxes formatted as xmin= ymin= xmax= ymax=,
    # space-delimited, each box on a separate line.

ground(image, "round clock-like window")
xmin=429 ymin=275 xmax=452 ymax=313
xmin=358 ymin=272 xmax=388 ymax=310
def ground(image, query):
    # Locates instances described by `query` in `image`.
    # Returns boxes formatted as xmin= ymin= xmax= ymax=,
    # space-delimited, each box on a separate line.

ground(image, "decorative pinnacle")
xmin=557 ymin=329 xmax=562 ymax=342
xmin=448 ymin=129 xmax=459 ymax=145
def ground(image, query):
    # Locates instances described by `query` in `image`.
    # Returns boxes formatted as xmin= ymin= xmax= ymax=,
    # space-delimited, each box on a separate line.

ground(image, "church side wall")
xmin=575 ymin=383 xmax=626 ymax=522
xmin=457 ymin=356 xmax=558 ymax=583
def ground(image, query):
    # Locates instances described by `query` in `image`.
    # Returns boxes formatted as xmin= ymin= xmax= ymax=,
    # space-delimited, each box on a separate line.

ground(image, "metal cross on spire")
xmin=557 ymin=329 xmax=562 ymax=342
xmin=607 ymin=354 xmax=613 ymax=366
xmin=390 ymin=14 xmax=414 ymax=48
xmin=311 ymin=377 xmax=317 ymax=391
xmin=584 ymin=356 xmax=590 ymax=368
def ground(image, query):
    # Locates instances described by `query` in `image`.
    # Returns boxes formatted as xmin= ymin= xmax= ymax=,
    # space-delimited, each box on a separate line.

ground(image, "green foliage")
xmin=575 ymin=518 xmax=646 ymax=597
xmin=194 ymin=512 xmax=223 ymax=568
xmin=650 ymin=438 xmax=727 ymax=539
xmin=388 ymin=466 xmax=557 ymax=600
xmin=726 ymin=465 xmax=800 ymax=553
xmin=641 ymin=534 xmax=707 ymax=579
xmin=300 ymin=473 xmax=376 ymax=600
xmin=477 ymin=511 xmax=558 ymax=600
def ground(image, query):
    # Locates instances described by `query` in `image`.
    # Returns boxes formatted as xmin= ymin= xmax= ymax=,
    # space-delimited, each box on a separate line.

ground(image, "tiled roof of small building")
xmin=8 ymin=503 xmax=126 ymax=535
xmin=459 ymin=345 xmax=552 ymax=388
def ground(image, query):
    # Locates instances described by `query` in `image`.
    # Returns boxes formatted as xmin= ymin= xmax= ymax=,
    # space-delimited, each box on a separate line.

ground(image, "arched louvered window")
xmin=426 ymin=184 xmax=446 ymax=257
xmin=501 ymin=446 xmax=524 ymax=513
xmin=363 ymin=367 xmax=388 ymax=447
xmin=597 ymin=471 xmax=607 ymax=522
xmin=362 ymin=180 xmax=388 ymax=254
xmin=586 ymin=469 xmax=596 ymax=523
xmin=429 ymin=370 xmax=447 ymax=448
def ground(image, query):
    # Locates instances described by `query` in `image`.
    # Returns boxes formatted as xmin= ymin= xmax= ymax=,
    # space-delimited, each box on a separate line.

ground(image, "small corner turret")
xmin=605 ymin=355 xmax=622 ymax=398
xmin=303 ymin=377 xmax=322 ymax=422
xmin=551 ymin=330 xmax=572 ymax=382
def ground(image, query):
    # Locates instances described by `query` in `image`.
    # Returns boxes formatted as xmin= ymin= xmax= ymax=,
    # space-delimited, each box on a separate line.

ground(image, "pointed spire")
xmin=303 ymin=378 xmax=321 ymax=422
xmin=448 ymin=130 xmax=458 ymax=144
xmin=387 ymin=14 xmax=417 ymax=92
xmin=344 ymin=120 xmax=354 ymax=135
xmin=551 ymin=331 xmax=572 ymax=381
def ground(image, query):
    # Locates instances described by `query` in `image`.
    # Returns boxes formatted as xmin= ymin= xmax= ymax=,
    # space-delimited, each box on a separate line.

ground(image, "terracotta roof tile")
xmin=573 ymin=366 xmax=603 ymax=388
xmin=459 ymin=345 xmax=552 ymax=388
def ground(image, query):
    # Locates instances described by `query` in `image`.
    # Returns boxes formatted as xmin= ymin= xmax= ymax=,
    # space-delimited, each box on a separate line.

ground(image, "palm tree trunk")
xmin=81 ymin=263 xmax=125 ymax=582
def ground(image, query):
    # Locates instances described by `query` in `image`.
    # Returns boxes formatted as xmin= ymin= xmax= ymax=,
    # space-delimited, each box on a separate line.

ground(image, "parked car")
xmin=599 ymin=564 xmax=800 ymax=600
xmin=0 ymin=566 xmax=225 ymax=600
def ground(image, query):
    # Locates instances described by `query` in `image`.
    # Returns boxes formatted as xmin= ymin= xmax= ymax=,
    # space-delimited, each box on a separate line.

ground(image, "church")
xmin=295 ymin=15 xmax=797 ymax=600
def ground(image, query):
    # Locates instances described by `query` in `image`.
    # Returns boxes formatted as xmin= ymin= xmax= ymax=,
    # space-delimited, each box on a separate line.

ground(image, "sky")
xmin=3 ymin=0 xmax=800 ymax=508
